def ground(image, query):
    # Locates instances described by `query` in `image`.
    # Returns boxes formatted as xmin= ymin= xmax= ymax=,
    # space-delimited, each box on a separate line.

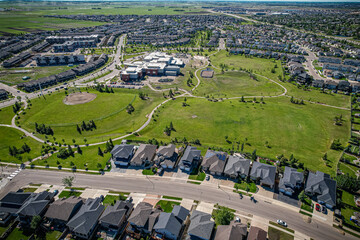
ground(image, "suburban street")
xmin=0 ymin=169 xmax=355 ymax=240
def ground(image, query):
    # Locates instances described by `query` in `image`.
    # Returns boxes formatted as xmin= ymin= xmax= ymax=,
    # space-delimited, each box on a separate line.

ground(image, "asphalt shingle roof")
xmin=130 ymin=144 xmax=157 ymax=165
xmin=154 ymin=212 xmax=182 ymax=238
xmin=187 ymin=210 xmax=214 ymax=240
xmin=99 ymin=200 xmax=133 ymax=227
xmin=45 ymin=196 xmax=84 ymax=222
xmin=111 ymin=144 xmax=134 ymax=159
xmin=224 ymin=155 xmax=250 ymax=177
xmin=305 ymin=171 xmax=336 ymax=207
xmin=249 ymin=161 xmax=276 ymax=186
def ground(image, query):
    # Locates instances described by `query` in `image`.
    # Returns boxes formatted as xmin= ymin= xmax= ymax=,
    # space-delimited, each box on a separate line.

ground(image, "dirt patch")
xmin=63 ymin=92 xmax=97 ymax=105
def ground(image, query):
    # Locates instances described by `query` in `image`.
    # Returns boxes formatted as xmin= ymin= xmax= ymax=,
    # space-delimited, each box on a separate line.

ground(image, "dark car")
xmin=322 ymin=206 xmax=327 ymax=214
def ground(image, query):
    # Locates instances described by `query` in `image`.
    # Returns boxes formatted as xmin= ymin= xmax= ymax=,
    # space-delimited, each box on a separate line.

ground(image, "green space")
xmin=142 ymin=168 xmax=156 ymax=175
xmin=36 ymin=143 xmax=110 ymax=171
xmin=43 ymin=230 xmax=62 ymax=240
xmin=188 ymin=167 xmax=206 ymax=181
xmin=65 ymin=187 xmax=85 ymax=190
xmin=21 ymin=187 xmax=37 ymax=192
xmin=162 ymin=196 xmax=182 ymax=201
xmin=138 ymin=96 xmax=350 ymax=175
xmin=269 ymin=221 xmax=295 ymax=233
xmin=18 ymin=88 xmax=163 ymax=144
xmin=187 ymin=181 xmax=201 ymax=185
xmin=156 ymin=200 xmax=180 ymax=213
xmin=103 ymin=195 xmax=119 ymax=206
xmin=268 ymin=226 xmax=294 ymax=240
xmin=108 ymin=191 xmax=130 ymax=195
xmin=7 ymin=227 xmax=31 ymax=240
xmin=58 ymin=190 xmax=82 ymax=198
xmin=194 ymin=71 xmax=283 ymax=98
xmin=338 ymin=162 xmax=358 ymax=178
xmin=300 ymin=197 xmax=313 ymax=213
xmin=212 ymin=205 xmax=235 ymax=226
xmin=0 ymin=127 xmax=43 ymax=164
xmin=341 ymin=190 xmax=360 ymax=232
xmin=0 ymin=106 xmax=14 ymax=124
xmin=342 ymin=153 xmax=358 ymax=165
xmin=0 ymin=65 xmax=78 ymax=86
xmin=0 ymin=13 xmax=105 ymax=35
xmin=234 ymin=181 xmax=257 ymax=193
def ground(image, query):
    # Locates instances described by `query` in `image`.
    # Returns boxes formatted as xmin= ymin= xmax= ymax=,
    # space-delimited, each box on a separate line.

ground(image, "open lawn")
xmin=156 ymin=200 xmax=180 ymax=213
xmin=7 ymin=227 xmax=32 ymax=240
xmin=0 ymin=13 xmax=104 ymax=35
xmin=234 ymin=181 xmax=257 ymax=193
xmin=35 ymin=143 xmax=110 ymax=171
xmin=0 ymin=106 xmax=14 ymax=124
xmin=103 ymin=195 xmax=119 ymax=206
xmin=341 ymin=190 xmax=360 ymax=232
xmin=209 ymin=51 xmax=350 ymax=108
xmin=0 ymin=127 xmax=43 ymax=164
xmin=0 ymin=65 xmax=78 ymax=86
xmin=338 ymin=162 xmax=358 ymax=178
xmin=43 ymin=230 xmax=62 ymax=240
xmin=300 ymin=197 xmax=313 ymax=213
xmin=58 ymin=190 xmax=82 ymax=198
xmin=268 ymin=226 xmax=294 ymax=240
xmin=138 ymin=96 xmax=350 ymax=175
xmin=18 ymin=88 xmax=163 ymax=144
xmin=22 ymin=187 xmax=37 ymax=192
xmin=194 ymin=71 xmax=283 ymax=98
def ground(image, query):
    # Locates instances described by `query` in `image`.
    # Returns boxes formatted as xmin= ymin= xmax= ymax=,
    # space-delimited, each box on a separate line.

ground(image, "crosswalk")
xmin=6 ymin=168 xmax=21 ymax=181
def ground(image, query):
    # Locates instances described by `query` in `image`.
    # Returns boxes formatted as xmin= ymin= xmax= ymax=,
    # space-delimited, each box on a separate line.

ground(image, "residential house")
xmin=249 ymin=162 xmax=276 ymax=188
xmin=247 ymin=226 xmax=267 ymax=240
xmin=130 ymin=144 xmax=157 ymax=167
xmin=178 ymin=146 xmax=201 ymax=172
xmin=0 ymin=89 xmax=8 ymax=100
xmin=312 ymin=79 xmax=324 ymax=88
xmin=201 ymin=150 xmax=228 ymax=176
xmin=305 ymin=171 xmax=337 ymax=209
xmin=0 ymin=191 xmax=32 ymax=225
xmin=187 ymin=210 xmax=214 ymax=240
xmin=223 ymin=155 xmax=250 ymax=179
xmin=214 ymin=220 xmax=247 ymax=240
xmin=325 ymin=80 xmax=338 ymax=90
xmin=67 ymin=197 xmax=105 ymax=239
xmin=17 ymin=191 xmax=54 ymax=226
xmin=99 ymin=200 xmax=134 ymax=232
xmin=127 ymin=202 xmax=161 ymax=238
xmin=44 ymin=196 xmax=84 ymax=228
xmin=279 ymin=167 xmax=304 ymax=196
xmin=153 ymin=212 xmax=182 ymax=240
xmin=338 ymin=80 xmax=351 ymax=92
xmin=155 ymin=144 xmax=177 ymax=169
xmin=111 ymin=144 xmax=135 ymax=167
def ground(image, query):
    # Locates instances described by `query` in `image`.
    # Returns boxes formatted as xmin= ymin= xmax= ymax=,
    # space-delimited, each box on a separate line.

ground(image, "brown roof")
xmin=215 ymin=221 xmax=247 ymax=240
xmin=247 ymin=226 xmax=267 ymax=240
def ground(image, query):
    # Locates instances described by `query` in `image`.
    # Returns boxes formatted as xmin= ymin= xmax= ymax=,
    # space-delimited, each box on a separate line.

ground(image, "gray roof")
xmin=202 ymin=150 xmax=228 ymax=174
xmin=157 ymin=144 xmax=176 ymax=158
xmin=172 ymin=205 xmax=189 ymax=223
xmin=224 ymin=155 xmax=250 ymax=176
xmin=187 ymin=210 xmax=214 ymax=240
xmin=279 ymin=167 xmax=304 ymax=192
xmin=99 ymin=200 xmax=133 ymax=227
xmin=128 ymin=202 xmax=153 ymax=227
xmin=17 ymin=191 xmax=53 ymax=217
xmin=66 ymin=197 xmax=104 ymax=236
xmin=179 ymin=146 xmax=201 ymax=168
xmin=45 ymin=196 xmax=84 ymax=222
xmin=0 ymin=192 xmax=32 ymax=214
xmin=305 ymin=171 xmax=336 ymax=207
xmin=249 ymin=162 xmax=276 ymax=186
xmin=111 ymin=144 xmax=134 ymax=159
xmin=215 ymin=221 xmax=247 ymax=240
xmin=154 ymin=212 xmax=182 ymax=237
xmin=130 ymin=144 xmax=157 ymax=165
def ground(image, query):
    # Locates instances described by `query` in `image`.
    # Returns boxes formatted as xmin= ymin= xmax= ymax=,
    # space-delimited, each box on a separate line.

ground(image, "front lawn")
xmin=142 ymin=168 xmax=156 ymax=175
xmin=58 ymin=190 xmax=82 ymax=198
xmin=103 ymin=195 xmax=119 ymax=206
xmin=156 ymin=200 xmax=180 ymax=213
xmin=7 ymin=227 xmax=32 ymax=240
xmin=43 ymin=230 xmax=62 ymax=240
xmin=300 ymin=197 xmax=313 ymax=213
xmin=234 ymin=181 xmax=257 ymax=193
xmin=340 ymin=190 xmax=360 ymax=232
xmin=22 ymin=187 xmax=37 ymax=193
xmin=268 ymin=226 xmax=294 ymax=240
xmin=188 ymin=169 xmax=206 ymax=181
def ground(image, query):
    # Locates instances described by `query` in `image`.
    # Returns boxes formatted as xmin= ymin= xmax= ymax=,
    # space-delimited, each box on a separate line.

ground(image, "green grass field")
xmin=341 ymin=190 xmax=360 ymax=232
xmin=193 ymin=71 xmax=283 ymax=98
xmin=18 ymin=88 xmax=163 ymax=144
xmin=58 ymin=190 xmax=82 ymax=198
xmin=338 ymin=162 xmax=358 ymax=178
xmin=156 ymin=200 xmax=180 ymax=213
xmin=0 ymin=127 xmax=43 ymax=164
xmin=138 ymin=96 xmax=349 ymax=175
xmin=0 ymin=106 xmax=14 ymax=124
xmin=268 ymin=226 xmax=294 ymax=240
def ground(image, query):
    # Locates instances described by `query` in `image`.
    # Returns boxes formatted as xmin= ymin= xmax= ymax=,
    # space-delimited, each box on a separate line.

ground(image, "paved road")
xmin=1 ymin=169 xmax=355 ymax=240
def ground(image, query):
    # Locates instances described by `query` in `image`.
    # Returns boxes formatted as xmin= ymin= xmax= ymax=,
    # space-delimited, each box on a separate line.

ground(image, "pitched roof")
xmin=188 ymin=210 xmax=214 ymax=240
xmin=279 ymin=167 xmax=304 ymax=191
xmin=154 ymin=212 xmax=182 ymax=237
xmin=247 ymin=226 xmax=267 ymax=240
xmin=249 ymin=161 xmax=276 ymax=186
xmin=130 ymin=144 xmax=157 ymax=165
xmin=66 ymin=197 xmax=104 ymax=236
xmin=128 ymin=202 xmax=153 ymax=227
xmin=111 ymin=144 xmax=134 ymax=159
xmin=17 ymin=191 xmax=53 ymax=217
xmin=305 ymin=171 xmax=336 ymax=207
xmin=45 ymin=196 xmax=84 ymax=222
xmin=157 ymin=144 xmax=176 ymax=158
xmin=224 ymin=155 xmax=250 ymax=176
xmin=215 ymin=221 xmax=247 ymax=240
xmin=172 ymin=205 xmax=189 ymax=223
xmin=202 ymin=150 xmax=228 ymax=173
xmin=0 ymin=192 xmax=32 ymax=214
xmin=179 ymin=146 xmax=201 ymax=167
xmin=99 ymin=200 xmax=133 ymax=227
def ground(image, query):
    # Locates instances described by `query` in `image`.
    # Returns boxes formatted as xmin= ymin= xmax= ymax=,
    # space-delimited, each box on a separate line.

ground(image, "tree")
xmin=76 ymin=124 xmax=82 ymax=134
xmin=97 ymin=163 xmax=102 ymax=170
xmin=169 ymin=121 xmax=175 ymax=131
xmin=62 ymin=176 xmax=74 ymax=188
xmin=245 ymin=185 xmax=250 ymax=193
xmin=336 ymin=174 xmax=360 ymax=192
xmin=298 ymin=190 xmax=306 ymax=202
xmin=98 ymin=147 xmax=103 ymax=157
xmin=213 ymin=206 xmax=235 ymax=226
xmin=241 ymin=96 xmax=245 ymax=102
xmin=30 ymin=215 xmax=42 ymax=231
xmin=251 ymin=149 xmax=257 ymax=161
xmin=77 ymin=145 xmax=82 ymax=154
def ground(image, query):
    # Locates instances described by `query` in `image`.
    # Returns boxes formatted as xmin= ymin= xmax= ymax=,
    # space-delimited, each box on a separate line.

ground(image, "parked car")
xmin=277 ymin=219 xmax=287 ymax=227
xmin=206 ymin=174 xmax=210 ymax=181
xmin=322 ymin=206 xmax=327 ymax=214
xmin=316 ymin=204 xmax=321 ymax=212
xmin=53 ymin=190 xmax=59 ymax=196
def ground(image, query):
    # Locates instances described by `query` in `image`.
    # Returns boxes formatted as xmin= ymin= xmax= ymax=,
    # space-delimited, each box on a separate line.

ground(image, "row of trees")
xmin=290 ymin=96 xmax=304 ymax=105
xmin=9 ymin=143 xmax=31 ymax=156
xmin=77 ymin=120 xmax=96 ymax=134
xmin=164 ymin=122 xmax=175 ymax=136
xmin=12 ymin=101 xmax=21 ymax=114
xmin=95 ymin=84 xmax=114 ymax=93
xmin=35 ymin=123 xmax=54 ymax=135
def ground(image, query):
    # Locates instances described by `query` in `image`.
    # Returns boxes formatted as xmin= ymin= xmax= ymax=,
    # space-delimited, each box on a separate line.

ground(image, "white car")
xmin=277 ymin=219 xmax=287 ymax=227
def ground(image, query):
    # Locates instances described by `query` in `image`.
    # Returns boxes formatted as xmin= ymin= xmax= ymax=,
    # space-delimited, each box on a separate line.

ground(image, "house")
xmin=17 ymin=191 xmax=54 ymax=226
xmin=127 ymin=202 xmax=161 ymax=237
xmin=0 ymin=89 xmax=8 ymax=100
xmin=0 ymin=191 xmax=32 ymax=225
xmin=312 ymin=79 xmax=324 ymax=88
xmin=325 ymin=80 xmax=338 ymax=90
xmin=44 ymin=196 xmax=84 ymax=228
xmin=305 ymin=171 xmax=337 ymax=209
xmin=187 ymin=210 xmax=214 ymax=240
xmin=223 ymin=155 xmax=250 ymax=179
xmin=214 ymin=220 xmax=247 ymax=240
xmin=201 ymin=150 xmax=228 ymax=176
xmin=279 ymin=167 xmax=304 ymax=196
xmin=153 ymin=212 xmax=182 ymax=240
xmin=249 ymin=162 xmax=276 ymax=188
xmin=338 ymin=80 xmax=351 ymax=91
xmin=111 ymin=144 xmax=135 ymax=167
xmin=130 ymin=144 xmax=157 ymax=167
xmin=99 ymin=200 xmax=133 ymax=231
xmin=247 ymin=226 xmax=267 ymax=240
xmin=178 ymin=146 xmax=201 ymax=172
xmin=66 ymin=197 xmax=105 ymax=239
xmin=154 ymin=144 xmax=177 ymax=169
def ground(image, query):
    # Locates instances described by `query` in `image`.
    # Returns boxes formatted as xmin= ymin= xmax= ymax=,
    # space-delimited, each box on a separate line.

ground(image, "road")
xmin=0 ymin=169 xmax=355 ymax=240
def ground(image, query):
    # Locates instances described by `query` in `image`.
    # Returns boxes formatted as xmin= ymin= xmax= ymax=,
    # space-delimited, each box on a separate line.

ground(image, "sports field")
xmin=138 ymin=96 xmax=349 ymax=175
xmin=18 ymin=88 xmax=163 ymax=144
